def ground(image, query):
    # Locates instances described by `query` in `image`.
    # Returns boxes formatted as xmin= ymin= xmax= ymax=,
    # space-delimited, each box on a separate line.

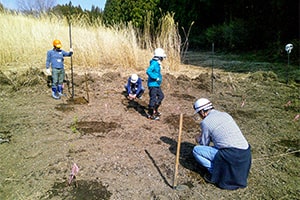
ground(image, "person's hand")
xmin=127 ymin=94 xmax=136 ymax=100
xmin=129 ymin=94 xmax=136 ymax=99
xmin=70 ymin=48 xmax=73 ymax=52
xmin=46 ymin=68 xmax=51 ymax=75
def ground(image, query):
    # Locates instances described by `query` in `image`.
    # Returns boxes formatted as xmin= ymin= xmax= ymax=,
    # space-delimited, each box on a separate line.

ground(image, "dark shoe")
xmin=203 ymin=173 xmax=214 ymax=184
xmin=153 ymin=109 xmax=161 ymax=116
xmin=148 ymin=114 xmax=160 ymax=120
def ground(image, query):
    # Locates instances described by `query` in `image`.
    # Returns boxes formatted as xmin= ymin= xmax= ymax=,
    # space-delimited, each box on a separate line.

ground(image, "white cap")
xmin=130 ymin=74 xmax=138 ymax=83
xmin=154 ymin=48 xmax=166 ymax=58
xmin=193 ymin=98 xmax=213 ymax=114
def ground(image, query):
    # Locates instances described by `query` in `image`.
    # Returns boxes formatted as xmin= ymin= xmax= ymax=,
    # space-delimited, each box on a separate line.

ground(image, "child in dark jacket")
xmin=125 ymin=74 xmax=145 ymax=100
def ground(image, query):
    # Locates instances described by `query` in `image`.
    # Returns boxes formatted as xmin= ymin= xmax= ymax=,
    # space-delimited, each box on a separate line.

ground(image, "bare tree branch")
xmin=17 ymin=0 xmax=56 ymax=13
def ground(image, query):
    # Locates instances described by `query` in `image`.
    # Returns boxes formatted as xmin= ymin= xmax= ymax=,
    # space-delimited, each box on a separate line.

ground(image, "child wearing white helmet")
xmin=146 ymin=48 xmax=166 ymax=120
xmin=125 ymin=74 xmax=145 ymax=100
xmin=193 ymin=98 xmax=251 ymax=190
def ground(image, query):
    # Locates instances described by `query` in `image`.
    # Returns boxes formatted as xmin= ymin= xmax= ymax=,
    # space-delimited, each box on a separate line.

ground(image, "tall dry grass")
xmin=0 ymin=11 xmax=181 ymax=74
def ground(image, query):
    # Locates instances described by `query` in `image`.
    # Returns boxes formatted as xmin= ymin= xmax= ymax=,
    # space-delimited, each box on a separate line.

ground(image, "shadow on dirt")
xmin=121 ymin=91 xmax=149 ymax=118
xmin=160 ymin=136 xmax=206 ymax=176
xmin=144 ymin=149 xmax=173 ymax=189
xmin=42 ymin=179 xmax=111 ymax=200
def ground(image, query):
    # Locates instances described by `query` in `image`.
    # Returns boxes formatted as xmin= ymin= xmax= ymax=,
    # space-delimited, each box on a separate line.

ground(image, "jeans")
xmin=52 ymin=68 xmax=65 ymax=87
xmin=193 ymin=145 xmax=218 ymax=173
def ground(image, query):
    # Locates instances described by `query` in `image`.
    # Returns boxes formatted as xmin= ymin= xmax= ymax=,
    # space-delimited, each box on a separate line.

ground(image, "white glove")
xmin=46 ymin=68 xmax=51 ymax=75
xmin=70 ymin=48 xmax=73 ymax=52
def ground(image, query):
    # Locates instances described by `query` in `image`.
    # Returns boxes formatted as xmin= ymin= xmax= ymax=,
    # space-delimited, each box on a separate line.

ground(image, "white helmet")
xmin=193 ymin=98 xmax=213 ymax=114
xmin=130 ymin=74 xmax=138 ymax=83
xmin=154 ymin=48 xmax=166 ymax=58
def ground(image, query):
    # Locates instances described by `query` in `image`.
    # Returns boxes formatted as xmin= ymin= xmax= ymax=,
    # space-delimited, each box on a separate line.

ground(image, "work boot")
xmin=147 ymin=108 xmax=160 ymax=120
xmin=51 ymin=87 xmax=60 ymax=99
xmin=57 ymin=85 xmax=64 ymax=96
xmin=154 ymin=109 xmax=161 ymax=116
xmin=154 ymin=104 xmax=161 ymax=116
xmin=203 ymin=173 xmax=214 ymax=184
xmin=148 ymin=115 xmax=160 ymax=120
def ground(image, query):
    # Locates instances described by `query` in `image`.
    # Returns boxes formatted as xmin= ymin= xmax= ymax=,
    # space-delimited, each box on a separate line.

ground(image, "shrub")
xmin=205 ymin=19 xmax=249 ymax=51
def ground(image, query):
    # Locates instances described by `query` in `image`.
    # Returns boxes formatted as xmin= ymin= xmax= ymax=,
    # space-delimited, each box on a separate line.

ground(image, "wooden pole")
xmin=85 ymin=73 xmax=90 ymax=103
xmin=173 ymin=113 xmax=183 ymax=189
xmin=68 ymin=20 xmax=74 ymax=99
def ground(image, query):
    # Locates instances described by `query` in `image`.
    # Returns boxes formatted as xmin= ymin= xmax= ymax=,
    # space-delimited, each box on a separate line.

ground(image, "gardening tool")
xmin=173 ymin=113 xmax=185 ymax=190
xmin=68 ymin=17 xmax=74 ymax=99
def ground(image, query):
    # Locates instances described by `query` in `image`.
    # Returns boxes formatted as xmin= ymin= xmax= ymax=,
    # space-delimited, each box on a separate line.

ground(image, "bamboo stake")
xmin=173 ymin=113 xmax=183 ymax=189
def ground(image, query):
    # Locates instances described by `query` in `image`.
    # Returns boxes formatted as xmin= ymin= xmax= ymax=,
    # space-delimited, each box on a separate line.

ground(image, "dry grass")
xmin=0 ymin=12 xmax=181 ymax=73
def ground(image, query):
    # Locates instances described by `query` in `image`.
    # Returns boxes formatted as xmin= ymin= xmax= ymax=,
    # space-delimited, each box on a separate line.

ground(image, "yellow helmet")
xmin=53 ymin=39 xmax=62 ymax=48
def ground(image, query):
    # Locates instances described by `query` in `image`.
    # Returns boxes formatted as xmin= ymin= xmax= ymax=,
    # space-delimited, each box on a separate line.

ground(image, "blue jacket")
xmin=126 ymin=77 xmax=143 ymax=95
xmin=46 ymin=49 xmax=73 ymax=69
xmin=146 ymin=58 xmax=162 ymax=87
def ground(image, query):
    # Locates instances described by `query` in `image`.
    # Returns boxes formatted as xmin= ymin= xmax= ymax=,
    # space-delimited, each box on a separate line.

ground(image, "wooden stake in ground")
xmin=85 ymin=73 xmax=90 ymax=103
xmin=173 ymin=113 xmax=183 ymax=189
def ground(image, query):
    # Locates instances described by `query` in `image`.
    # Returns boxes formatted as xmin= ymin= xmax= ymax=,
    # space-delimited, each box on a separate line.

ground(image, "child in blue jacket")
xmin=146 ymin=48 xmax=166 ymax=120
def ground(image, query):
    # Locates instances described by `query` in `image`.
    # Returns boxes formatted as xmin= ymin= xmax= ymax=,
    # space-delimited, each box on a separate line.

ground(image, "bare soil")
xmin=0 ymin=54 xmax=299 ymax=200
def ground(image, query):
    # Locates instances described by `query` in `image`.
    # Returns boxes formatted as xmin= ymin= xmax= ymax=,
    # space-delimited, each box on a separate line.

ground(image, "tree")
xmin=103 ymin=0 xmax=160 ymax=28
xmin=0 ymin=3 xmax=4 ymax=12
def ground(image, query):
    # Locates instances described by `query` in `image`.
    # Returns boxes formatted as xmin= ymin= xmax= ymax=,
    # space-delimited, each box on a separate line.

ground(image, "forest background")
xmin=1 ymin=0 xmax=298 ymax=65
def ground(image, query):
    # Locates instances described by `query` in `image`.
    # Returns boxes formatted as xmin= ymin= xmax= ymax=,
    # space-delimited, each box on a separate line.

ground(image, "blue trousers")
xmin=193 ymin=145 xmax=218 ymax=173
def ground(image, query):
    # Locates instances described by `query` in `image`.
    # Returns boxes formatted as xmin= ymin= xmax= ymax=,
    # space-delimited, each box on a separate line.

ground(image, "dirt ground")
xmin=0 ymin=54 xmax=299 ymax=200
